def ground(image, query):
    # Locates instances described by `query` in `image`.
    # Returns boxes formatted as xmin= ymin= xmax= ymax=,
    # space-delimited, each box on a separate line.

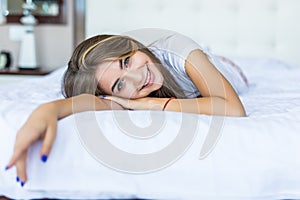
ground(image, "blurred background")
xmin=0 ymin=0 xmax=300 ymax=71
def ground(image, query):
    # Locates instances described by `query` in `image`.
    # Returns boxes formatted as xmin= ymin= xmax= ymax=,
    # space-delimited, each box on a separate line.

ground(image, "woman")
xmin=6 ymin=32 xmax=248 ymax=186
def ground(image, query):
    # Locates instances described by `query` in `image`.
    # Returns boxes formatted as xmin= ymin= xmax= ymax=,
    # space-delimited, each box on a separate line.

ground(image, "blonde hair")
xmin=63 ymin=34 xmax=185 ymax=98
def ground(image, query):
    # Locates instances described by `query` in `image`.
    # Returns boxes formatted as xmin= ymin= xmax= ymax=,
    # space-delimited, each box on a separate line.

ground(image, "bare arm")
xmin=54 ymin=93 xmax=124 ymax=119
xmin=164 ymin=49 xmax=246 ymax=116
xmin=105 ymin=50 xmax=246 ymax=116
xmin=6 ymin=94 xmax=123 ymax=184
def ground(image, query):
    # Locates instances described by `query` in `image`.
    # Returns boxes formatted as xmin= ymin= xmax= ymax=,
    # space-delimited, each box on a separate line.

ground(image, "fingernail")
xmin=4 ymin=166 xmax=9 ymax=171
xmin=20 ymin=181 xmax=25 ymax=187
xmin=16 ymin=176 xmax=20 ymax=182
xmin=41 ymin=154 xmax=48 ymax=163
xmin=101 ymin=95 xmax=106 ymax=99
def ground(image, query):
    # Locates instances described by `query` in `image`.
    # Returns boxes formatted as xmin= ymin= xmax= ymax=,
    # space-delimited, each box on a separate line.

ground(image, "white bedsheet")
xmin=0 ymin=58 xmax=300 ymax=200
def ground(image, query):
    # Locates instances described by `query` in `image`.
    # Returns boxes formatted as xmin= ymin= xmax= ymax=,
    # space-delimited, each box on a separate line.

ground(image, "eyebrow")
xmin=111 ymin=60 xmax=123 ymax=92
xmin=111 ymin=78 xmax=120 ymax=93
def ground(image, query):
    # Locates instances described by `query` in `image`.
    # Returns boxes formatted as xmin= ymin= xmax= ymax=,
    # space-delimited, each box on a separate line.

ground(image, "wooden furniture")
xmin=0 ymin=69 xmax=52 ymax=84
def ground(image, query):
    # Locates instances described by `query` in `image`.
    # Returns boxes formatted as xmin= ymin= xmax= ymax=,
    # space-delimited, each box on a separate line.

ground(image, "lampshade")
xmin=18 ymin=0 xmax=39 ymax=69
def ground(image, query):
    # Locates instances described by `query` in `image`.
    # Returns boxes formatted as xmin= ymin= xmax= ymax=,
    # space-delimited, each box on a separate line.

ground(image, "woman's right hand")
xmin=6 ymin=102 xmax=59 ymax=186
xmin=5 ymin=94 xmax=124 ymax=186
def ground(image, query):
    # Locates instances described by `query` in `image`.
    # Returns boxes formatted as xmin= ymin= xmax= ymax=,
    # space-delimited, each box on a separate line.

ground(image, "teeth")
xmin=144 ymin=68 xmax=150 ymax=86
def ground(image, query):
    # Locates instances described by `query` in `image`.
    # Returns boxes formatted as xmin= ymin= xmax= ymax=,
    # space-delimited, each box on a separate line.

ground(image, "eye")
xmin=123 ymin=57 xmax=130 ymax=68
xmin=117 ymin=79 xmax=125 ymax=91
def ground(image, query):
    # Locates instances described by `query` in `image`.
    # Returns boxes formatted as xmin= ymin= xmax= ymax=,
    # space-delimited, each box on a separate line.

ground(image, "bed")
xmin=1 ymin=55 xmax=300 ymax=200
xmin=1 ymin=0 xmax=300 ymax=199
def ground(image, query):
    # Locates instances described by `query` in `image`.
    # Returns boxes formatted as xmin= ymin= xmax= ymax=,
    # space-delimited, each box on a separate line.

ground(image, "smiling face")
xmin=96 ymin=51 xmax=164 ymax=99
xmin=64 ymin=34 xmax=182 ymax=99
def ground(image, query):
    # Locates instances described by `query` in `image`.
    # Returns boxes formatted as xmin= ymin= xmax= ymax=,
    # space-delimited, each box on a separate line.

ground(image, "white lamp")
xmin=0 ymin=0 xmax=7 ymax=25
xmin=18 ymin=0 xmax=39 ymax=70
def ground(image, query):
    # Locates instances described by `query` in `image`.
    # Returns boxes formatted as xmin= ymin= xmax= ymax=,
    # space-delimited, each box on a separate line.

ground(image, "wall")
xmin=0 ymin=0 xmax=74 ymax=71
xmin=86 ymin=0 xmax=300 ymax=67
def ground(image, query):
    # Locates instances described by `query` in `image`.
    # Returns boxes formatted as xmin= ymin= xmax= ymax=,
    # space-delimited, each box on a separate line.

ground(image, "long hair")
xmin=62 ymin=34 xmax=186 ymax=98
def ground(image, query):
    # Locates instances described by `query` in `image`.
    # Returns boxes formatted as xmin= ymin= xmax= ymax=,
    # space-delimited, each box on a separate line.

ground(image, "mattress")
xmin=0 ymin=57 xmax=300 ymax=199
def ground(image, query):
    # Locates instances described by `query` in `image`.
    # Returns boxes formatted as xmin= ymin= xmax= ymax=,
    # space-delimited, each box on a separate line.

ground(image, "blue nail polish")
xmin=101 ymin=95 xmax=106 ymax=99
xmin=4 ymin=166 xmax=9 ymax=171
xmin=16 ymin=176 xmax=20 ymax=182
xmin=20 ymin=181 xmax=25 ymax=187
xmin=41 ymin=154 xmax=48 ymax=162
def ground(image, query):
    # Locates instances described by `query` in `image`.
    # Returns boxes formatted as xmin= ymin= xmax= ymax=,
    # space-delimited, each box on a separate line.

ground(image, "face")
xmin=95 ymin=51 xmax=164 ymax=99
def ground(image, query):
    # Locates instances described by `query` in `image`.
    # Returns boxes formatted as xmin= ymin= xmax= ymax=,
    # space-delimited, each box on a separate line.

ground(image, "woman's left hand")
xmin=100 ymin=95 xmax=164 ymax=110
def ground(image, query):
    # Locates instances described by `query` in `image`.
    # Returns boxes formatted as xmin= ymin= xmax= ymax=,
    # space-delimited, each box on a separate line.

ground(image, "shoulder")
xmin=148 ymin=33 xmax=202 ymax=77
xmin=149 ymin=33 xmax=201 ymax=59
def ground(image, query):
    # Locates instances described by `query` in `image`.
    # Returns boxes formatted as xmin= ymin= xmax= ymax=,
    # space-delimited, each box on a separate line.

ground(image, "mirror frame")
xmin=5 ymin=0 xmax=66 ymax=24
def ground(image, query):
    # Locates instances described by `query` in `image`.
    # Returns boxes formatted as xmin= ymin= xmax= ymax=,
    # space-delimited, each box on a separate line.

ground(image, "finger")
xmin=39 ymin=122 xmax=57 ymax=162
xmin=15 ymin=151 xmax=28 ymax=186
xmin=98 ymin=95 xmax=129 ymax=109
xmin=6 ymin=151 xmax=21 ymax=170
xmin=109 ymin=96 xmax=129 ymax=107
xmin=6 ymin=129 xmax=40 ymax=169
xmin=100 ymin=96 xmax=122 ymax=106
xmin=100 ymin=95 xmax=112 ymax=100
xmin=6 ymin=139 xmax=30 ymax=169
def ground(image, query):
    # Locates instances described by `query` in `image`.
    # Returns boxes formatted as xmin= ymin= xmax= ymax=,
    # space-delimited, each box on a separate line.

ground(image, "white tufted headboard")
xmin=86 ymin=0 xmax=300 ymax=67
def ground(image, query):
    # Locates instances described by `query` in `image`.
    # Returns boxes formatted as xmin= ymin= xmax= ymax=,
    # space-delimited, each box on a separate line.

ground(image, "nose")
xmin=124 ymin=67 xmax=144 ymax=88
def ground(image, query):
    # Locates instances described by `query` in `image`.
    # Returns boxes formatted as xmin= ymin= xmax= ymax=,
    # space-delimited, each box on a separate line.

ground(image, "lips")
xmin=141 ymin=65 xmax=154 ymax=90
